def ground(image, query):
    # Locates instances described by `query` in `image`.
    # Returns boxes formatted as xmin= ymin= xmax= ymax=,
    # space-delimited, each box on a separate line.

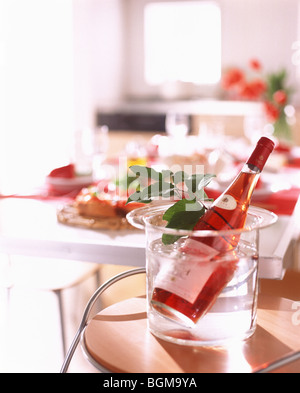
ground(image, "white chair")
xmin=2 ymin=254 xmax=101 ymax=358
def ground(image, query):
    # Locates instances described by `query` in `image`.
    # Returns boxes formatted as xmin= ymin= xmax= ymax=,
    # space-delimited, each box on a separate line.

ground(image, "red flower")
xmin=251 ymin=79 xmax=267 ymax=95
xmin=263 ymin=101 xmax=280 ymax=122
xmin=238 ymin=82 xmax=257 ymax=99
xmin=238 ymin=79 xmax=266 ymax=100
xmin=249 ymin=59 xmax=262 ymax=71
xmin=222 ymin=68 xmax=244 ymax=89
xmin=273 ymin=90 xmax=287 ymax=105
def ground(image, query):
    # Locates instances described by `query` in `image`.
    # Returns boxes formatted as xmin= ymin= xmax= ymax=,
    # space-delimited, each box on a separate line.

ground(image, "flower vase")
xmin=271 ymin=105 xmax=295 ymax=148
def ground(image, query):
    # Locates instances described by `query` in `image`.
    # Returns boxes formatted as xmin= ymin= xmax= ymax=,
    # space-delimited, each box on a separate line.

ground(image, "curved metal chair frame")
xmin=60 ymin=266 xmax=300 ymax=373
xmin=254 ymin=350 xmax=300 ymax=373
xmin=60 ymin=267 xmax=146 ymax=373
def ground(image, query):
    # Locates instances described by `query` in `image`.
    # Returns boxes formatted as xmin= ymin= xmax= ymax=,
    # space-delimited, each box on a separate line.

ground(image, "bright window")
xmin=0 ymin=0 xmax=74 ymax=194
xmin=144 ymin=1 xmax=221 ymax=85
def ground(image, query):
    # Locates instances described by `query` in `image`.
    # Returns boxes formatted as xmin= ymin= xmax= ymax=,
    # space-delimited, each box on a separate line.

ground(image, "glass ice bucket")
xmin=127 ymin=202 xmax=277 ymax=346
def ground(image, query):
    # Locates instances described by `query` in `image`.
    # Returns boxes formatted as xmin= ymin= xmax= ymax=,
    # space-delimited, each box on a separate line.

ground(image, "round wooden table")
xmin=83 ymin=294 xmax=300 ymax=373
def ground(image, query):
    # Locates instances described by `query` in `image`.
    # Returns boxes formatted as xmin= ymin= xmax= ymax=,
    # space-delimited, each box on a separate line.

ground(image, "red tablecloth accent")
xmin=1 ymin=185 xmax=299 ymax=216
xmin=0 ymin=184 xmax=78 ymax=203
xmin=287 ymin=157 xmax=300 ymax=168
xmin=206 ymin=187 xmax=300 ymax=216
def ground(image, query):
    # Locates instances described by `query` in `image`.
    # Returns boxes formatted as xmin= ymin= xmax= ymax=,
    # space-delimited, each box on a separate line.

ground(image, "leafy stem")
xmin=126 ymin=165 xmax=215 ymax=244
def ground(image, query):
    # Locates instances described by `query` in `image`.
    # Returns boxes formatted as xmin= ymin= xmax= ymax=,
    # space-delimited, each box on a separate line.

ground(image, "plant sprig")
xmin=126 ymin=165 xmax=215 ymax=244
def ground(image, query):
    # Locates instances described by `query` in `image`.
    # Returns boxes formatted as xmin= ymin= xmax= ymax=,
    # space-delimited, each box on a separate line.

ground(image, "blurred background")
xmin=1 ymin=0 xmax=300 ymax=193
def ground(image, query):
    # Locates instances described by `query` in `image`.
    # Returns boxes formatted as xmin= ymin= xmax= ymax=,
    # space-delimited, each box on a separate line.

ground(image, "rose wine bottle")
xmin=151 ymin=137 xmax=275 ymax=325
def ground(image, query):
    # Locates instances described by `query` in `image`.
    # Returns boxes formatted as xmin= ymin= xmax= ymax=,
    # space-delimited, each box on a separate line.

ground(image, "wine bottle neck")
xmin=242 ymin=162 xmax=261 ymax=174
xmin=246 ymin=137 xmax=275 ymax=172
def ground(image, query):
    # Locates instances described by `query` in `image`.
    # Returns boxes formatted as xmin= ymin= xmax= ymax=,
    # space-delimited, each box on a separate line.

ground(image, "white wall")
xmin=123 ymin=0 xmax=300 ymax=101
xmin=1 ymin=0 xmax=299 ymax=192
xmin=73 ymin=0 xmax=125 ymax=128
xmin=0 ymin=0 xmax=126 ymax=193
xmin=0 ymin=0 xmax=74 ymax=193
xmin=221 ymin=0 xmax=299 ymax=71
xmin=72 ymin=0 xmax=300 ymax=108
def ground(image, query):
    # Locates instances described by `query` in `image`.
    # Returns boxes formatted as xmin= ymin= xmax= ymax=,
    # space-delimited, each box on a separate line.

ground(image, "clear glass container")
xmin=127 ymin=202 xmax=277 ymax=346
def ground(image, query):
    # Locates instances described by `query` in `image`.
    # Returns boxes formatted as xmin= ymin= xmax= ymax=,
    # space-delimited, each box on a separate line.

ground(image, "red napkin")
xmin=253 ymin=188 xmax=300 ymax=215
xmin=48 ymin=163 xmax=76 ymax=178
xmin=287 ymin=157 xmax=300 ymax=168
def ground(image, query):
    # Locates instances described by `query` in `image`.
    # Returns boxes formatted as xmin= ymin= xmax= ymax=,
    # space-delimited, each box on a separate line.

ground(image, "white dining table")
xmin=0 ymin=198 xmax=145 ymax=267
xmin=0 ymin=197 xmax=298 ymax=279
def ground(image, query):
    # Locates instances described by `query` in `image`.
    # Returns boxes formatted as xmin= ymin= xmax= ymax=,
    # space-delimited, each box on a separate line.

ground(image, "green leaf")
xmin=126 ymin=165 xmax=214 ymax=242
xmin=163 ymin=199 xmax=205 ymax=223
xmin=126 ymin=182 xmax=176 ymax=204
xmin=129 ymin=165 xmax=155 ymax=178
xmin=184 ymin=173 xmax=215 ymax=193
xmin=198 ymin=173 xmax=216 ymax=189
xmin=129 ymin=165 xmax=172 ymax=182
xmin=266 ymin=69 xmax=289 ymax=99
xmin=161 ymin=169 xmax=174 ymax=181
xmin=173 ymin=170 xmax=189 ymax=185
xmin=126 ymin=191 xmax=142 ymax=204
xmin=194 ymin=188 xmax=214 ymax=201
xmin=126 ymin=194 xmax=152 ymax=204
xmin=140 ymin=182 xmax=175 ymax=199
xmin=116 ymin=174 xmax=139 ymax=190
xmin=162 ymin=199 xmax=205 ymax=244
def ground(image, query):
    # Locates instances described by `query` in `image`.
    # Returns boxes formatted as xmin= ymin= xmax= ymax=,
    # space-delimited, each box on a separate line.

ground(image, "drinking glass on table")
xmin=73 ymin=127 xmax=94 ymax=176
xmin=243 ymin=114 xmax=270 ymax=144
xmin=165 ymin=112 xmax=189 ymax=138
xmin=93 ymin=125 xmax=109 ymax=180
xmin=198 ymin=120 xmax=225 ymax=174
xmin=165 ymin=112 xmax=190 ymax=155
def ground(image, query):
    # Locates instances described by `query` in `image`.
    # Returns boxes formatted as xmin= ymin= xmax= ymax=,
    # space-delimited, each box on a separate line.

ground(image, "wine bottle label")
xmin=214 ymin=194 xmax=237 ymax=211
xmin=154 ymin=240 xmax=219 ymax=303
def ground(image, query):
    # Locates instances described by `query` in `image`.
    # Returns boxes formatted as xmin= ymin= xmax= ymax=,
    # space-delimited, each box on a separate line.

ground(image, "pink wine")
xmin=151 ymin=137 xmax=275 ymax=324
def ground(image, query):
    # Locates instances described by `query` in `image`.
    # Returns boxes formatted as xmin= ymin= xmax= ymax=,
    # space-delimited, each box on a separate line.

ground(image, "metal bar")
xmin=254 ymin=350 xmax=300 ymax=373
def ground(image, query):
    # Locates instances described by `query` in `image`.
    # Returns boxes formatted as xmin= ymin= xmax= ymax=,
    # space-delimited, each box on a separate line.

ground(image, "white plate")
xmin=46 ymin=175 xmax=93 ymax=192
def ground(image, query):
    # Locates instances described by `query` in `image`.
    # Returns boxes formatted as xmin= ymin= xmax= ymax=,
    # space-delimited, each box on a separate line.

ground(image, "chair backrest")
xmin=60 ymin=267 xmax=146 ymax=373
